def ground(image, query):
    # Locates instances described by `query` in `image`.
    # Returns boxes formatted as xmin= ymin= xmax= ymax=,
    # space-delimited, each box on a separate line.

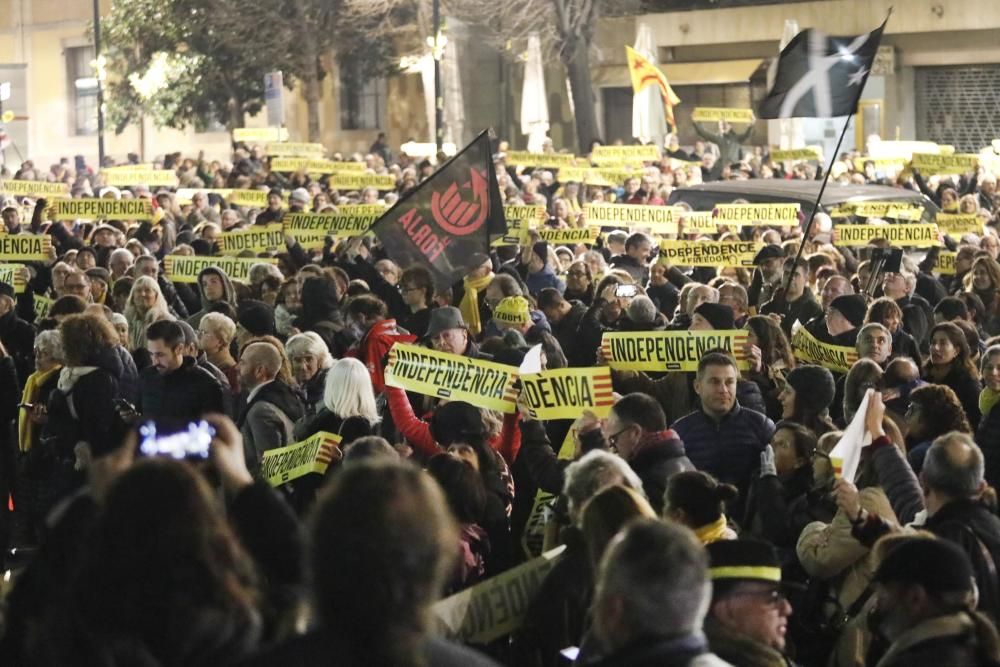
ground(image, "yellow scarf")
xmin=694 ymin=516 xmax=730 ymax=544
xmin=18 ymin=365 xmax=61 ymax=452
xmin=460 ymin=272 xmax=494 ymax=337
xmin=981 ymin=387 xmax=1000 ymax=418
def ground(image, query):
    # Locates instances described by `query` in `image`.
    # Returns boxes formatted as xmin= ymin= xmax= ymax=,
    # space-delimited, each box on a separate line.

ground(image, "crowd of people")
xmin=0 ymin=124 xmax=999 ymax=667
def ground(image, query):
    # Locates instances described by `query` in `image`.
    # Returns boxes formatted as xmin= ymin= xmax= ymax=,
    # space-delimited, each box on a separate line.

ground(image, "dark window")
xmin=340 ymin=60 xmax=385 ymax=131
xmin=66 ymin=45 xmax=98 ymax=136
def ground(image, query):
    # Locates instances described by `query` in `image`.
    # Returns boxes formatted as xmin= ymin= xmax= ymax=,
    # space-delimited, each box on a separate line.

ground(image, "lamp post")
xmin=92 ymin=0 xmax=105 ymax=166
xmin=432 ymin=0 xmax=443 ymax=151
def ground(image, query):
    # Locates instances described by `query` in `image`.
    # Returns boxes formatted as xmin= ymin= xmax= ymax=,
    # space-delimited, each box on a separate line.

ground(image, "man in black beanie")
xmin=704 ymin=539 xmax=796 ymax=666
xmin=691 ymin=302 xmax=736 ymax=331
xmin=237 ymin=299 xmax=277 ymax=347
xmin=826 ymin=293 xmax=868 ymax=347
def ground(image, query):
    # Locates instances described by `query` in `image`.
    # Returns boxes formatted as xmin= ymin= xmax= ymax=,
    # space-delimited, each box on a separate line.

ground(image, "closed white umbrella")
xmin=768 ymin=20 xmax=805 ymax=149
xmin=632 ymin=23 xmax=667 ymax=146
xmin=520 ymin=33 xmax=549 ymax=153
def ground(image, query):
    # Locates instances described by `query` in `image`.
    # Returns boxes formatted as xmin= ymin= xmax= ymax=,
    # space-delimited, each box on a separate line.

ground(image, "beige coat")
xmin=797 ymin=486 xmax=898 ymax=611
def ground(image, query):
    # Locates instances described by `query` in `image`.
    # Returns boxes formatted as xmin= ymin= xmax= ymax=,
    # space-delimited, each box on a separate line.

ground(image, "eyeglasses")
xmin=727 ymin=588 xmax=788 ymax=607
xmin=607 ymin=427 xmax=631 ymax=450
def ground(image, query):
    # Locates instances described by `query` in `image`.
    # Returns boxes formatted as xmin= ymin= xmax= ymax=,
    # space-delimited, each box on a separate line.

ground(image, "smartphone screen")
xmin=138 ymin=420 xmax=216 ymax=461
xmin=615 ymin=284 xmax=637 ymax=298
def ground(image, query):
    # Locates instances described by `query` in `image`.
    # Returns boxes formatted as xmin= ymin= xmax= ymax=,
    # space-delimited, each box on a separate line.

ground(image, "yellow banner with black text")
xmin=260 ymin=431 xmax=341 ymax=487
xmin=602 ymin=330 xmax=750 ymax=372
xmin=385 ymin=343 xmax=519 ymax=413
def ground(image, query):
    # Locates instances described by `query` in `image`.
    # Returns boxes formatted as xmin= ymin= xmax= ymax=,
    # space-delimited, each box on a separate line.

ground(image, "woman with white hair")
xmin=293 ymin=357 xmax=379 ymax=446
xmin=198 ymin=312 xmax=240 ymax=393
xmin=124 ymin=275 xmax=175 ymax=367
xmin=285 ymin=331 xmax=334 ymax=415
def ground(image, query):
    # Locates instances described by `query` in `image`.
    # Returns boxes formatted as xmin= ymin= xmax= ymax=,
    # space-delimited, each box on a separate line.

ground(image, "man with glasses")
xmin=704 ymin=539 xmax=796 ymax=666
xmin=61 ymin=270 xmax=92 ymax=303
xmin=519 ymin=392 xmax=692 ymax=515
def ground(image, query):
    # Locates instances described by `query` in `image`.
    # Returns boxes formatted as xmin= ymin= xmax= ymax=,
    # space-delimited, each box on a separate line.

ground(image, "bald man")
xmin=238 ymin=342 xmax=304 ymax=474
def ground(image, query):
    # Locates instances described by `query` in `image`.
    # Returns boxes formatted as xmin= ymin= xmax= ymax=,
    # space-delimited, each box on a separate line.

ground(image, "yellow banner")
xmin=558 ymin=167 xmax=643 ymax=186
xmin=934 ymin=251 xmax=957 ymax=275
xmin=260 ymin=431 xmax=341 ymax=486
xmin=327 ymin=173 xmax=397 ymax=191
xmin=0 ymin=264 xmax=26 ymax=293
xmin=103 ymin=169 xmax=178 ymax=187
xmin=504 ymin=151 xmax=577 ymax=168
xmin=911 ymin=152 xmax=979 ymax=175
xmin=270 ymin=157 xmax=354 ymax=174
xmin=680 ymin=211 xmax=718 ymax=234
xmin=264 ymin=142 xmax=326 ymax=157
xmin=713 ymin=203 xmax=801 ymax=226
xmin=163 ymin=255 xmax=277 ymax=284
xmin=770 ymin=147 xmax=822 ymax=161
xmin=840 ymin=201 xmax=925 ymax=221
xmin=218 ymin=224 xmax=285 ymax=255
xmin=853 ymin=157 xmax=908 ymax=171
xmin=659 ymin=239 xmax=763 ymax=267
xmin=0 ymin=180 xmax=70 ymax=197
xmin=282 ymin=208 xmax=383 ymax=248
xmin=538 ymin=227 xmax=600 ymax=245
xmin=385 ymin=343 xmax=519 ymax=413
xmin=33 ymin=294 xmax=52 ymax=320
xmin=234 ymin=127 xmax=288 ymax=142
xmin=433 ymin=544 xmax=566 ymax=644
xmin=227 ymin=189 xmax=270 ymax=207
xmin=602 ymin=330 xmax=750 ymax=372
xmin=692 ymin=107 xmax=755 ymax=123
xmin=51 ymin=199 xmax=153 ymax=221
xmin=791 ymin=326 xmax=859 ymax=374
xmin=592 ymin=145 xmax=660 ymax=164
xmin=0 ymin=235 xmax=52 ymax=261
xmin=520 ymin=368 xmax=614 ymax=421
xmin=833 ymin=224 xmax=940 ymax=248
xmin=584 ymin=203 xmax=679 ymax=234
xmin=494 ymin=205 xmax=545 ymax=246
xmin=935 ymin=213 xmax=983 ymax=236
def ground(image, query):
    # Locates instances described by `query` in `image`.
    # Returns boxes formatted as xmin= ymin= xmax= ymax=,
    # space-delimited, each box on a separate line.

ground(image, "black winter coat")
xmin=138 ymin=356 xmax=226 ymax=421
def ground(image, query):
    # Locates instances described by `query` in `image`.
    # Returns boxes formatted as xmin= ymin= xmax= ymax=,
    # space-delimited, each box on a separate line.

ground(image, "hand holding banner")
xmin=792 ymin=326 xmax=859 ymax=374
xmin=519 ymin=368 xmax=614 ymax=420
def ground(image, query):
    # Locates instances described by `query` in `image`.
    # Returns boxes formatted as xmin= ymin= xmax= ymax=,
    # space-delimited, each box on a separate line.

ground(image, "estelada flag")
xmin=757 ymin=16 xmax=887 ymax=119
xmin=626 ymin=45 xmax=681 ymax=130
xmin=370 ymin=130 xmax=506 ymax=288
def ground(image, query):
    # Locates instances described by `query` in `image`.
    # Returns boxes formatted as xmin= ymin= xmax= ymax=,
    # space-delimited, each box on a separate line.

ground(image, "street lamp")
xmin=92 ymin=0 xmax=105 ymax=166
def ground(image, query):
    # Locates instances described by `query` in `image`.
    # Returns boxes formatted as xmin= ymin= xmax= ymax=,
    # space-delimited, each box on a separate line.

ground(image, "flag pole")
xmin=780 ymin=112 xmax=854 ymax=297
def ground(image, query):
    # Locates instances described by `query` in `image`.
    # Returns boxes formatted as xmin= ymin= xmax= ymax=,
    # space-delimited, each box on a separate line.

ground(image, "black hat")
xmin=85 ymin=267 xmax=111 ymax=285
xmin=694 ymin=302 xmax=735 ymax=330
xmin=430 ymin=401 xmax=486 ymax=447
xmin=874 ymin=537 xmax=974 ymax=596
xmin=237 ymin=299 xmax=276 ymax=337
xmin=707 ymin=539 xmax=782 ymax=586
xmin=425 ymin=306 xmax=467 ymax=339
xmin=830 ymin=294 xmax=867 ymax=328
xmin=785 ymin=365 xmax=836 ymax=414
xmin=753 ymin=244 xmax=784 ymax=265
xmin=0 ymin=281 xmax=14 ymax=300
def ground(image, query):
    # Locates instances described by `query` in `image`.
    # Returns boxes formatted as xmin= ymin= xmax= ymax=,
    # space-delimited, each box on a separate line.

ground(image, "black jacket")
xmin=44 ymin=347 xmax=126 ymax=459
xmin=588 ymin=633 xmax=722 ymax=667
xmin=551 ymin=301 xmax=589 ymax=367
xmin=605 ymin=429 xmax=695 ymax=515
xmin=0 ymin=307 xmax=35 ymax=389
xmin=760 ymin=288 xmax=824 ymax=339
xmin=924 ymin=499 xmax=1000 ymax=620
xmin=138 ymin=356 xmax=226 ymax=421
xmin=978 ymin=405 xmax=1000 ymax=489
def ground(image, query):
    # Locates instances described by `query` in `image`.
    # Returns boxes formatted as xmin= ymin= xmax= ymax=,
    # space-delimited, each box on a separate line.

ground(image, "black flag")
xmin=758 ymin=18 xmax=887 ymax=119
xmin=370 ymin=130 xmax=506 ymax=288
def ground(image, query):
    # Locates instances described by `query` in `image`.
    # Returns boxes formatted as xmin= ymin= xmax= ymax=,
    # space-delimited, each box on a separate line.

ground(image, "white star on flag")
xmin=778 ymin=30 xmax=876 ymax=117
xmin=847 ymin=67 xmax=869 ymax=86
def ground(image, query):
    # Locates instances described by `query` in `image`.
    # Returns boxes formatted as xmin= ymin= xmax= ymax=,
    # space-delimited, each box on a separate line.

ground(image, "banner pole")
xmin=780 ymin=112 xmax=854 ymax=297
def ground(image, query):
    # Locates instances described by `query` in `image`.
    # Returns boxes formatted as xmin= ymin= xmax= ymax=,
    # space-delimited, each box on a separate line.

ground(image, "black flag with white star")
xmin=758 ymin=18 xmax=887 ymax=119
